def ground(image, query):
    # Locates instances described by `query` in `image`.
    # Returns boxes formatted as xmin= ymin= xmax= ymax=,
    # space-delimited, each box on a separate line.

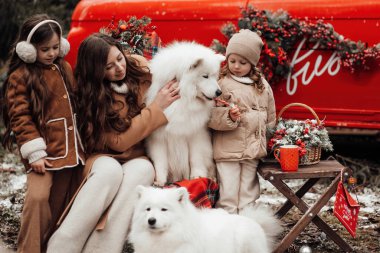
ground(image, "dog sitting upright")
xmin=129 ymin=186 xmax=283 ymax=253
xmin=145 ymin=42 xmax=225 ymax=186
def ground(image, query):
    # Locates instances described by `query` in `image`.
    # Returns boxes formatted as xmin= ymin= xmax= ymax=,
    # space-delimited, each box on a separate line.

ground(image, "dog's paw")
xmin=190 ymin=167 xmax=208 ymax=179
xmin=154 ymin=171 xmax=168 ymax=187
xmin=189 ymin=175 xmax=210 ymax=181
xmin=153 ymin=180 xmax=167 ymax=187
xmin=190 ymin=172 xmax=208 ymax=179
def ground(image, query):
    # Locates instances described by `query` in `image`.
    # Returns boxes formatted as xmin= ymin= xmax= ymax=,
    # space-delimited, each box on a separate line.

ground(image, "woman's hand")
xmin=153 ymin=80 xmax=180 ymax=110
xmin=229 ymin=105 xmax=241 ymax=122
xmin=30 ymin=158 xmax=52 ymax=174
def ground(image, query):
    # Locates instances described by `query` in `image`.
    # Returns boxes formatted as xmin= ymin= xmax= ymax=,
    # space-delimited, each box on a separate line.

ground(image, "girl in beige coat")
xmin=209 ymin=30 xmax=276 ymax=215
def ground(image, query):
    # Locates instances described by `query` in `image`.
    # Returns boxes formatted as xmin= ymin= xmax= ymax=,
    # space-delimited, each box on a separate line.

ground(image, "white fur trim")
xmin=28 ymin=150 xmax=48 ymax=163
xmin=231 ymin=75 xmax=254 ymax=84
xmin=110 ymin=82 xmax=128 ymax=94
xmin=45 ymin=118 xmax=68 ymax=160
xmin=20 ymin=137 xmax=47 ymax=159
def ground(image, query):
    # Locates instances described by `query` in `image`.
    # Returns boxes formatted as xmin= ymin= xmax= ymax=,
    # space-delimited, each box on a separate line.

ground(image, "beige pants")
xmin=216 ymin=159 xmax=260 ymax=214
xmin=47 ymin=156 xmax=155 ymax=253
xmin=17 ymin=167 xmax=81 ymax=253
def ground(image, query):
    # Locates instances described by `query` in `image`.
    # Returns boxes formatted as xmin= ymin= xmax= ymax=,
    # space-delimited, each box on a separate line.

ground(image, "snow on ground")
xmin=0 ymin=152 xmax=26 ymax=208
xmin=1 ymin=165 xmax=379 ymax=215
xmin=0 ymin=174 xmax=26 ymax=195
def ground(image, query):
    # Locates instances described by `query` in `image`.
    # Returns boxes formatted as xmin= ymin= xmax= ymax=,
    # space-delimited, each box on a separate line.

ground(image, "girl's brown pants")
xmin=17 ymin=166 xmax=82 ymax=253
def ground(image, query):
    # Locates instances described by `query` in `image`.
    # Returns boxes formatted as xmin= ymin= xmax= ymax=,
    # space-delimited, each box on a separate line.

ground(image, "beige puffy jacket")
xmin=208 ymin=76 xmax=276 ymax=162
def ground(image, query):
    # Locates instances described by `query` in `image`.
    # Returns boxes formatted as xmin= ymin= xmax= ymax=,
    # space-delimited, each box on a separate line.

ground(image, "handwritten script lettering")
xmin=286 ymin=38 xmax=341 ymax=95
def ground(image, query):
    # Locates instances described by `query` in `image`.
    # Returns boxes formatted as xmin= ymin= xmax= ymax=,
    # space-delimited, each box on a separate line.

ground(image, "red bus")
xmin=66 ymin=0 xmax=380 ymax=136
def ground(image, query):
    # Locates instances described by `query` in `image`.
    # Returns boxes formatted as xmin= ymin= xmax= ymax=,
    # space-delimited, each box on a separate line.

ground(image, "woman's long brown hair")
xmin=75 ymin=33 xmax=150 ymax=154
xmin=1 ymin=14 xmax=75 ymax=150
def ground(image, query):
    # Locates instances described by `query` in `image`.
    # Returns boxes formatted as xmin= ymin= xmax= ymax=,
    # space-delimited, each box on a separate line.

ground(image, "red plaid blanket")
xmin=166 ymin=177 xmax=219 ymax=208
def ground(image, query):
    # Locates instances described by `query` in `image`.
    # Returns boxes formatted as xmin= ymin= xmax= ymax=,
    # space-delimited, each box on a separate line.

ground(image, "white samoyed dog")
xmin=145 ymin=42 xmax=225 ymax=186
xmin=129 ymin=186 xmax=283 ymax=253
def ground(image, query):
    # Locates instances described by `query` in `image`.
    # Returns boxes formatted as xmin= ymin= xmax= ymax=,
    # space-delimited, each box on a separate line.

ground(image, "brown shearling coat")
xmin=6 ymin=61 xmax=85 ymax=170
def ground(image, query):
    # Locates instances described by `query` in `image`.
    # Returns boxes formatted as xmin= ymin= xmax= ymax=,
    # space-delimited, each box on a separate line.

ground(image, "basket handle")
xmin=277 ymin=103 xmax=321 ymax=125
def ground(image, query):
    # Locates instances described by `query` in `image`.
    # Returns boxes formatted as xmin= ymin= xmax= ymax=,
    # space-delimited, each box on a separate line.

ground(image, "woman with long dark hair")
xmin=47 ymin=33 xmax=179 ymax=253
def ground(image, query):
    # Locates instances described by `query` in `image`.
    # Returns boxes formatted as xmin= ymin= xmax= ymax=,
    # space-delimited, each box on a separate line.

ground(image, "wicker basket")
xmin=276 ymin=103 xmax=322 ymax=165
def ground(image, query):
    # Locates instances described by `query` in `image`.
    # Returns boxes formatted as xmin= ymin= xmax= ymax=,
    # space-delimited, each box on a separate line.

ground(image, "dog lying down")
xmin=129 ymin=186 xmax=283 ymax=253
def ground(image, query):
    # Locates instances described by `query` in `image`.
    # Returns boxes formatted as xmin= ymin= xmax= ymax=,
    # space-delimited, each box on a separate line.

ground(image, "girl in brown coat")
xmin=209 ymin=30 xmax=276 ymax=215
xmin=1 ymin=14 xmax=85 ymax=253
xmin=47 ymin=33 xmax=179 ymax=253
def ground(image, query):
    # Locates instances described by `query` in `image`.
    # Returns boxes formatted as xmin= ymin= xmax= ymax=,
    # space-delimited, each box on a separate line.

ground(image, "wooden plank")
xmin=258 ymin=160 xmax=344 ymax=180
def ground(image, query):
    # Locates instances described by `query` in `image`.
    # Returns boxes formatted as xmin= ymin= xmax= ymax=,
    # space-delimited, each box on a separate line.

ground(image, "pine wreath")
xmin=211 ymin=5 xmax=380 ymax=84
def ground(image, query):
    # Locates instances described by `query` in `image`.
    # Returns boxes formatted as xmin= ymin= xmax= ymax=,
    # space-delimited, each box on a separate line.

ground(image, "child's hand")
xmin=229 ymin=105 xmax=241 ymax=122
xmin=153 ymin=79 xmax=180 ymax=110
xmin=30 ymin=158 xmax=52 ymax=174
xmin=214 ymin=97 xmax=230 ymax=107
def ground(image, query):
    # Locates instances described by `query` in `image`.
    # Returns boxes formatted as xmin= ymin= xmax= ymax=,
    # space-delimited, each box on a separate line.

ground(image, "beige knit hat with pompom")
xmin=226 ymin=29 xmax=263 ymax=66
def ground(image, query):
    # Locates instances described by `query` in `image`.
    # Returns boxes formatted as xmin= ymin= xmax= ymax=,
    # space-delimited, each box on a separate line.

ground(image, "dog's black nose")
xmin=148 ymin=217 xmax=156 ymax=226
xmin=215 ymin=89 xmax=222 ymax=97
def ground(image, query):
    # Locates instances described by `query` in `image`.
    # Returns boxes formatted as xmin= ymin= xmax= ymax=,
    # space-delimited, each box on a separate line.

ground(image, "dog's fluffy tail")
xmin=240 ymin=204 xmax=283 ymax=249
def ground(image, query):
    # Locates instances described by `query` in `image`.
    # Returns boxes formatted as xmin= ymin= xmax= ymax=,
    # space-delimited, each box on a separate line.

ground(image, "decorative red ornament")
xmin=334 ymin=181 xmax=360 ymax=238
xmin=348 ymin=177 xmax=357 ymax=185
xmin=299 ymin=148 xmax=307 ymax=157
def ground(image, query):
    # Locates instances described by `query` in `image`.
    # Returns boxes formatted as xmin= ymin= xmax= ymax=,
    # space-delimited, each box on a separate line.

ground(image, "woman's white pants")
xmin=47 ymin=156 xmax=155 ymax=253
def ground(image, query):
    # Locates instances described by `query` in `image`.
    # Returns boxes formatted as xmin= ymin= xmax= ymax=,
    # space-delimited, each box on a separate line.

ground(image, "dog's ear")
xmin=190 ymin=58 xmax=203 ymax=70
xmin=216 ymin=54 xmax=226 ymax=63
xmin=136 ymin=185 xmax=146 ymax=199
xmin=177 ymin=187 xmax=189 ymax=203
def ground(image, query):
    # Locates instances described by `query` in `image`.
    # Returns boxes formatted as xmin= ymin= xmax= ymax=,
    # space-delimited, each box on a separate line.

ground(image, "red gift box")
xmin=334 ymin=181 xmax=360 ymax=238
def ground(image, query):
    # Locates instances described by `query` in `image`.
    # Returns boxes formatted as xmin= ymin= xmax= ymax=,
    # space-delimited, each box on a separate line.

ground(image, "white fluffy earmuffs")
xmin=16 ymin=19 xmax=70 ymax=63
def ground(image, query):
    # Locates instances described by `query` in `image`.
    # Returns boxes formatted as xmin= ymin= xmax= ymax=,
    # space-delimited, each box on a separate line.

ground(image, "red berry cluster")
xmin=100 ymin=16 xmax=157 ymax=56
xmin=268 ymin=128 xmax=308 ymax=157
